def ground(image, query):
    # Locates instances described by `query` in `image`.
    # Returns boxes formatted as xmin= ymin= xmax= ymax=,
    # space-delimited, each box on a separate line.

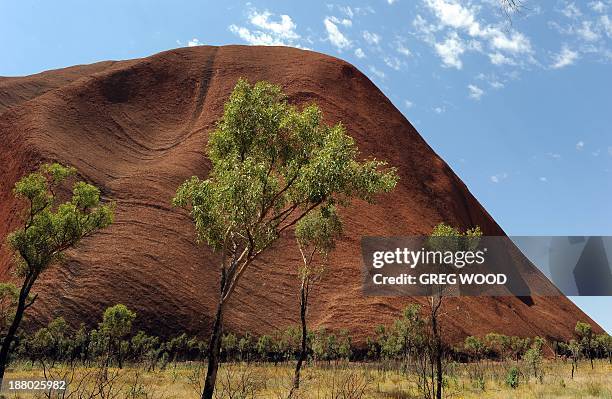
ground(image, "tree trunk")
xmin=0 ymin=276 xmax=34 ymax=380
xmin=429 ymin=295 xmax=443 ymax=399
xmin=289 ymin=279 xmax=308 ymax=398
xmin=432 ymin=316 xmax=442 ymax=399
xmin=201 ymin=277 xmax=226 ymax=399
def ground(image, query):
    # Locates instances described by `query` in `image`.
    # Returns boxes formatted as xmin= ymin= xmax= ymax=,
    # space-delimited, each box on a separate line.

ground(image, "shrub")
xmin=506 ymin=366 xmax=520 ymax=389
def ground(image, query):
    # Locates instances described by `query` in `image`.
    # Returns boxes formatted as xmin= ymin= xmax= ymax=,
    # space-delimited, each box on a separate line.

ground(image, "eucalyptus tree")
xmin=289 ymin=206 xmax=342 ymax=396
xmin=0 ymin=163 xmax=113 ymax=379
xmin=426 ymin=223 xmax=482 ymax=399
xmin=173 ymin=79 xmax=398 ymax=399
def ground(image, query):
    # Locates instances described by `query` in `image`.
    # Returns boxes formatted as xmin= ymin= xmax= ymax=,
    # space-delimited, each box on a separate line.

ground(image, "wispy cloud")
xmin=434 ymin=32 xmax=465 ymax=69
xmin=384 ymin=56 xmax=402 ymax=70
xmin=589 ymin=1 xmax=608 ymax=13
xmin=396 ymin=42 xmax=412 ymax=57
xmin=576 ymin=140 xmax=585 ymax=150
xmin=414 ymin=0 xmax=534 ymax=69
xmin=324 ymin=17 xmax=351 ymax=50
xmin=434 ymin=105 xmax=446 ymax=114
xmin=404 ymin=99 xmax=414 ymax=108
xmin=490 ymin=172 xmax=508 ymax=183
xmin=187 ymin=38 xmax=202 ymax=47
xmin=468 ymin=84 xmax=484 ymax=100
xmin=363 ymin=30 xmax=381 ymax=45
xmin=551 ymin=45 xmax=579 ymax=68
xmin=368 ymin=65 xmax=386 ymax=79
xmin=229 ymin=8 xmax=301 ymax=46
xmin=354 ymin=48 xmax=366 ymax=58
xmin=561 ymin=2 xmax=582 ymax=19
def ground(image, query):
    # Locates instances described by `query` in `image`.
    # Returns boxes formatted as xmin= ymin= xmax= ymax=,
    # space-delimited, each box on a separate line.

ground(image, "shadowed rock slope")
xmin=0 ymin=45 xmax=601 ymax=343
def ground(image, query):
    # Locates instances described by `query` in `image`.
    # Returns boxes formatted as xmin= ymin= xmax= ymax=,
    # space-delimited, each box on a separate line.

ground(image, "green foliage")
xmin=369 ymin=305 xmax=426 ymax=361
xmin=0 ymin=283 xmax=19 ymax=333
xmin=173 ymin=78 xmax=397 ymax=257
xmin=427 ymin=223 xmax=483 ymax=252
xmin=99 ymin=304 xmax=136 ymax=342
xmin=506 ymin=366 xmax=520 ymax=389
xmin=295 ymin=205 xmax=342 ymax=255
xmin=256 ymin=335 xmax=273 ymax=360
xmin=221 ymin=333 xmax=238 ymax=360
xmin=524 ymin=337 xmax=545 ymax=379
xmin=28 ymin=317 xmax=71 ymax=362
xmin=238 ymin=332 xmax=253 ymax=361
xmin=484 ymin=332 xmax=509 ymax=359
xmin=8 ymin=163 xmax=114 ymax=277
xmin=464 ymin=336 xmax=485 ymax=361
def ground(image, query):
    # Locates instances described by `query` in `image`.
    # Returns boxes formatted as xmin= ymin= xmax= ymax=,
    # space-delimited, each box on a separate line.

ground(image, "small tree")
xmin=567 ymin=339 xmax=581 ymax=379
xmin=99 ymin=304 xmax=136 ymax=370
xmin=523 ymin=336 xmax=545 ymax=381
xmin=595 ymin=333 xmax=611 ymax=364
xmin=575 ymin=321 xmax=594 ymax=369
xmin=425 ymin=223 xmax=482 ymax=399
xmin=290 ymin=205 xmax=342 ymax=395
xmin=464 ymin=336 xmax=485 ymax=362
xmin=173 ymin=79 xmax=398 ymax=399
xmin=0 ymin=163 xmax=113 ymax=379
xmin=394 ymin=304 xmax=426 ymax=366
xmin=256 ymin=335 xmax=273 ymax=361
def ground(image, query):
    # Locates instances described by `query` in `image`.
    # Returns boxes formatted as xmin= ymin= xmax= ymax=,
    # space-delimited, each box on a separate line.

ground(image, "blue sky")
xmin=1 ymin=0 xmax=611 ymax=332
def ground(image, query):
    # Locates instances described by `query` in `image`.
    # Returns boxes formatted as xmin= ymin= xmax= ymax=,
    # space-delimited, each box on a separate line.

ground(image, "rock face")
xmin=0 ymin=45 xmax=600 ymax=343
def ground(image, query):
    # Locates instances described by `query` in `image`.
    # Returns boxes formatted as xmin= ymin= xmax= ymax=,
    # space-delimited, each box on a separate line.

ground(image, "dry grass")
xmin=2 ymin=360 xmax=610 ymax=398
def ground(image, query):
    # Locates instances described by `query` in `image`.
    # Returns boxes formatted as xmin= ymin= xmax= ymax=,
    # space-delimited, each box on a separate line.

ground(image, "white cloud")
xmin=601 ymin=15 xmax=612 ymax=38
xmin=488 ymin=52 xmax=514 ymax=65
xmin=589 ymin=1 xmax=607 ymax=13
xmin=338 ymin=5 xmax=354 ymax=18
xmin=388 ymin=0 xmax=398 ymax=4
xmin=551 ymin=46 xmax=579 ymax=68
xmin=434 ymin=105 xmax=446 ymax=114
xmin=592 ymin=149 xmax=601 ymax=156
xmin=229 ymin=9 xmax=301 ymax=46
xmin=324 ymin=17 xmax=351 ymax=50
xmin=539 ymin=176 xmax=548 ymax=182
xmin=404 ymin=100 xmax=414 ymax=108
xmin=384 ymin=56 xmax=402 ymax=70
xmin=328 ymin=15 xmax=352 ymax=27
xmin=576 ymin=140 xmax=585 ymax=150
xmin=490 ymin=172 xmax=508 ymax=183
xmin=488 ymin=31 xmax=531 ymax=54
xmin=425 ymin=0 xmax=479 ymax=32
xmin=187 ymin=38 xmax=202 ymax=47
xmin=468 ymin=84 xmax=484 ymax=100
xmin=477 ymin=72 xmax=505 ymax=89
xmin=547 ymin=152 xmax=562 ymax=159
xmin=363 ymin=31 xmax=381 ymax=45
xmin=561 ymin=2 xmax=582 ymax=19
xmin=418 ymin=0 xmax=533 ymax=68
xmin=354 ymin=48 xmax=366 ymax=58
xmin=230 ymin=25 xmax=285 ymax=45
xmin=368 ymin=65 xmax=386 ymax=79
xmin=434 ymin=32 xmax=465 ymax=69
xmin=249 ymin=10 xmax=300 ymax=40
xmin=396 ymin=43 xmax=412 ymax=57
xmin=576 ymin=21 xmax=600 ymax=41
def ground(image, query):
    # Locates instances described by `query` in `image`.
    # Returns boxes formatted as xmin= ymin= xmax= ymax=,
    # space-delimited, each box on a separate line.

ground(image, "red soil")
xmin=0 ymin=45 xmax=601 ymax=343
